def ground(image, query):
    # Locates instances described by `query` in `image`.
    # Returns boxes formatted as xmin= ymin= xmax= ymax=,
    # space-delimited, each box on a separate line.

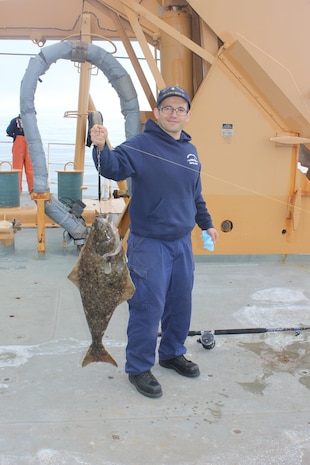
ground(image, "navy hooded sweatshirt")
xmin=93 ymin=119 xmax=214 ymax=241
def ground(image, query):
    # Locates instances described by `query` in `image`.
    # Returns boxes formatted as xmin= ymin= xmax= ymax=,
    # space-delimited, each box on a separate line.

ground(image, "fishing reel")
xmin=159 ymin=330 xmax=216 ymax=350
xmin=197 ymin=331 xmax=216 ymax=350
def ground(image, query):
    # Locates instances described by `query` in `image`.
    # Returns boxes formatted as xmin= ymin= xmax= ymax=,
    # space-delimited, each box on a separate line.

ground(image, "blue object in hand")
xmin=201 ymin=230 xmax=214 ymax=252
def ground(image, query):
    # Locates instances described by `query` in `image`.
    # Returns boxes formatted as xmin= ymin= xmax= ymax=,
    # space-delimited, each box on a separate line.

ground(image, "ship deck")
xmin=1 ymin=197 xmax=310 ymax=465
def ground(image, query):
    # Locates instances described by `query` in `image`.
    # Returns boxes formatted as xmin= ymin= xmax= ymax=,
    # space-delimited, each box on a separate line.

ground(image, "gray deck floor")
xmin=1 ymin=224 xmax=310 ymax=465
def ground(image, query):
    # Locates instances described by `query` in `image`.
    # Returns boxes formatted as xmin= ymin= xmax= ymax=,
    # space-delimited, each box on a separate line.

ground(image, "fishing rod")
xmin=187 ymin=325 xmax=310 ymax=349
xmin=158 ymin=325 xmax=310 ymax=350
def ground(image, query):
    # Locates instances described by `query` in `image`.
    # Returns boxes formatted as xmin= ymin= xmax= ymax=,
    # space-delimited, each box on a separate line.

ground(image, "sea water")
xmin=0 ymin=40 xmax=153 ymax=198
xmin=0 ymin=114 xmax=125 ymax=199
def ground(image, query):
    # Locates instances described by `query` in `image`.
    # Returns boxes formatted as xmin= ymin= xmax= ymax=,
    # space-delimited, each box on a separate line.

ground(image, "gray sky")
xmin=0 ymin=39 xmax=153 ymax=142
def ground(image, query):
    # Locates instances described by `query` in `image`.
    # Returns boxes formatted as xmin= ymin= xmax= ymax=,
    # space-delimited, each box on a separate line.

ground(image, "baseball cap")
xmin=156 ymin=85 xmax=191 ymax=109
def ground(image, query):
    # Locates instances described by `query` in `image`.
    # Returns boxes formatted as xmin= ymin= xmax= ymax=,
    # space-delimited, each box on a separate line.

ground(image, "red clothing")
xmin=12 ymin=135 xmax=33 ymax=193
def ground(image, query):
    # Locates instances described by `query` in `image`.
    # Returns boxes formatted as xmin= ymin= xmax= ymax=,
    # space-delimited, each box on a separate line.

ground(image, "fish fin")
xmin=67 ymin=259 xmax=81 ymax=288
xmin=82 ymin=343 xmax=118 ymax=368
xmin=121 ymin=275 xmax=136 ymax=302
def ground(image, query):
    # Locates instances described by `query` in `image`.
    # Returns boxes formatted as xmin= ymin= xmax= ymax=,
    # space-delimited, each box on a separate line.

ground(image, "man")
xmin=6 ymin=115 xmax=33 ymax=193
xmin=90 ymin=85 xmax=218 ymax=398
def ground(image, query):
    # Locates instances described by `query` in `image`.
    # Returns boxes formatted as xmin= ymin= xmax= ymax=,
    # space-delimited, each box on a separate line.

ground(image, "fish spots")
xmin=68 ymin=214 xmax=135 ymax=367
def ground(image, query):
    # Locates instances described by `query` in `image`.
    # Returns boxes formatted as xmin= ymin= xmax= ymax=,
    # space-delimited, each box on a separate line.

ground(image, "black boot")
xmin=159 ymin=355 xmax=200 ymax=377
xmin=129 ymin=370 xmax=162 ymax=398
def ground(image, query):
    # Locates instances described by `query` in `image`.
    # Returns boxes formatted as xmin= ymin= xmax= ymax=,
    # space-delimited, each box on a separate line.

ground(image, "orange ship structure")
xmin=0 ymin=0 xmax=310 ymax=255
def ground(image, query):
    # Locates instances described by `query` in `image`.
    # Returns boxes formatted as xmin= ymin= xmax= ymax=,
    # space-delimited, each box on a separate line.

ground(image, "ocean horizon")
xmin=0 ymin=40 xmax=153 ymax=199
xmin=0 ymin=113 xmax=126 ymax=198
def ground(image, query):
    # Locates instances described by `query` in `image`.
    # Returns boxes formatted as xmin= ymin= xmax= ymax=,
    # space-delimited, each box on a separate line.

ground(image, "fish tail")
xmin=82 ymin=343 xmax=118 ymax=368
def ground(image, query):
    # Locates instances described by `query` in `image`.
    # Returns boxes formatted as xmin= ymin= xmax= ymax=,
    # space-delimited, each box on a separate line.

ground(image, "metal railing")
xmin=0 ymin=139 xmax=116 ymax=199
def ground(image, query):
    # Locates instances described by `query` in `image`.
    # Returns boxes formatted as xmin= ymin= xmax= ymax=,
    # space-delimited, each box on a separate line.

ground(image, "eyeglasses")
xmin=158 ymin=105 xmax=188 ymax=116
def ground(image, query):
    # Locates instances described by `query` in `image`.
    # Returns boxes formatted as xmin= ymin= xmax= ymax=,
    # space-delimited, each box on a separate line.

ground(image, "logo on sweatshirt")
xmin=187 ymin=153 xmax=199 ymax=166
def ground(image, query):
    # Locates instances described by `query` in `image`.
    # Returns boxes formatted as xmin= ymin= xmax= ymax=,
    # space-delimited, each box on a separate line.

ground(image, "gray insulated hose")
xmin=19 ymin=40 xmax=141 ymax=241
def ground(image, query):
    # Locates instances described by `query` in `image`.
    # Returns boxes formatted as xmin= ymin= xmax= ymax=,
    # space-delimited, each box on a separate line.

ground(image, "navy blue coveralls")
xmin=93 ymin=119 xmax=214 ymax=375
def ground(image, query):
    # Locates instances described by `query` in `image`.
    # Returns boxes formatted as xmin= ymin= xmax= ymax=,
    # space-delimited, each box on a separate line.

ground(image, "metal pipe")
xmin=159 ymin=5 xmax=193 ymax=95
xmin=20 ymin=40 xmax=141 ymax=245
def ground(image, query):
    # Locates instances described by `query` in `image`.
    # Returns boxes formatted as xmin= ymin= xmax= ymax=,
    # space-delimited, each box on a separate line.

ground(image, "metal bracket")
xmin=71 ymin=41 xmax=88 ymax=63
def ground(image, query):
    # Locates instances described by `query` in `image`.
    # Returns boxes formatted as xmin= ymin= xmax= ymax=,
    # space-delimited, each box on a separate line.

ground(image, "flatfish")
xmin=68 ymin=213 xmax=135 ymax=367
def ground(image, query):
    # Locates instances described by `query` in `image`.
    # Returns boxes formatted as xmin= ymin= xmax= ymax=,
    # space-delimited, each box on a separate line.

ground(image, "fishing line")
xmin=89 ymin=111 xmax=104 ymax=212
xmin=97 ymin=147 xmax=102 ymax=211
xmin=119 ymin=143 xmax=310 ymax=217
